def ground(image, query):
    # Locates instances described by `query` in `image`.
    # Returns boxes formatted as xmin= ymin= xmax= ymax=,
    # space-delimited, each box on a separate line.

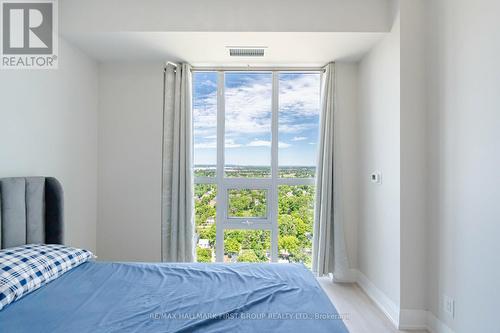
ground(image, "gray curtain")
xmin=312 ymin=63 xmax=353 ymax=281
xmin=161 ymin=63 xmax=195 ymax=262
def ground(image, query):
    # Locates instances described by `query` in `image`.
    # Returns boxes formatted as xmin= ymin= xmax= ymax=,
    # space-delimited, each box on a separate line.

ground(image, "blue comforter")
xmin=0 ymin=261 xmax=349 ymax=333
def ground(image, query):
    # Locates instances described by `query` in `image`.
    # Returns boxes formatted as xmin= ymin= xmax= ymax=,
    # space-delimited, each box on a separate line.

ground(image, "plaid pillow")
xmin=0 ymin=244 xmax=94 ymax=311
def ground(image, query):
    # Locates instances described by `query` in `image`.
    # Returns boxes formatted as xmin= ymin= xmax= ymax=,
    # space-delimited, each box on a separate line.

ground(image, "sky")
xmin=193 ymin=72 xmax=320 ymax=167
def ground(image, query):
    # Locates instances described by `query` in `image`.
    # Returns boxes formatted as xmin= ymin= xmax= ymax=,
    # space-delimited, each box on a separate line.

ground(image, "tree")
xmin=194 ymin=169 xmax=316 ymax=267
xmin=237 ymin=250 xmax=260 ymax=263
xmin=228 ymin=189 xmax=267 ymax=218
xmin=197 ymin=247 xmax=212 ymax=262
xmin=279 ymin=235 xmax=300 ymax=254
xmin=278 ymin=215 xmax=298 ymax=236
xmin=198 ymin=224 xmax=216 ymax=246
xmin=225 ymin=238 xmax=241 ymax=254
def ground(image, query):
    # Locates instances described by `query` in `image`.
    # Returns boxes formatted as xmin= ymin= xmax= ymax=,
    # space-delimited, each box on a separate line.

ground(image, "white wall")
xmin=0 ymin=39 xmax=99 ymax=252
xmin=426 ymin=0 xmax=500 ymax=332
xmin=335 ymin=62 xmax=360 ymax=270
xmin=357 ymin=13 xmax=401 ymax=309
xmin=400 ymin=0 xmax=427 ymax=314
xmin=97 ymin=62 xmax=164 ymax=261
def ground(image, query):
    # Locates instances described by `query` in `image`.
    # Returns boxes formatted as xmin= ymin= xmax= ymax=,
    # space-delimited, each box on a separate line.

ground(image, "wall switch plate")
xmin=370 ymin=172 xmax=382 ymax=184
xmin=444 ymin=295 xmax=455 ymax=318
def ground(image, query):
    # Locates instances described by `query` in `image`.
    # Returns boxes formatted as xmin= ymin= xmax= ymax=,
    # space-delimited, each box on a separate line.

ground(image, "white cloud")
xmin=278 ymin=123 xmax=314 ymax=134
xmin=308 ymin=142 xmax=316 ymax=145
xmin=193 ymin=91 xmax=217 ymax=137
xmin=194 ymin=141 xmax=216 ymax=149
xmin=193 ymin=73 xmax=321 ymax=144
xmin=279 ymin=74 xmax=321 ymax=118
xmin=247 ymin=139 xmax=271 ymax=147
xmin=278 ymin=74 xmax=321 ymax=134
xmin=194 ymin=138 xmax=243 ymax=149
xmin=200 ymin=79 xmax=217 ymax=89
xmin=225 ymin=139 xmax=242 ymax=148
xmin=245 ymin=139 xmax=291 ymax=148
xmin=224 ymin=75 xmax=273 ymax=135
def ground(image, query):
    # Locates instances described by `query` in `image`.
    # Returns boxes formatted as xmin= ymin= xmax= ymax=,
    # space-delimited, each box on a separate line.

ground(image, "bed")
xmin=0 ymin=177 xmax=349 ymax=333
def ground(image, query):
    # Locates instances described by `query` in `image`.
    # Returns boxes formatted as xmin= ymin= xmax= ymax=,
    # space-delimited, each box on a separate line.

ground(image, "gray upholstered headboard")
xmin=0 ymin=177 xmax=63 ymax=249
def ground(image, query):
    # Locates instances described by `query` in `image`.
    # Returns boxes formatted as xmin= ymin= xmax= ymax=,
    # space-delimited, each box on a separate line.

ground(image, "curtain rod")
xmin=190 ymin=66 xmax=326 ymax=73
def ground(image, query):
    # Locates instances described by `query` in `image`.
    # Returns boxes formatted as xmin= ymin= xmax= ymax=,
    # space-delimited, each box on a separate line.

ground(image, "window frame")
xmin=193 ymin=70 xmax=319 ymax=263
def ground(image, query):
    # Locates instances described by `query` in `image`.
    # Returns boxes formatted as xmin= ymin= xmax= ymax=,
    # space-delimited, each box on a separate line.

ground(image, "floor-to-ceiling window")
xmin=193 ymin=70 xmax=320 ymax=267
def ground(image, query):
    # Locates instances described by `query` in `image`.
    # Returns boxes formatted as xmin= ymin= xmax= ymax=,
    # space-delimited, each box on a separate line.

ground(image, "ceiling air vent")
xmin=228 ymin=47 xmax=266 ymax=57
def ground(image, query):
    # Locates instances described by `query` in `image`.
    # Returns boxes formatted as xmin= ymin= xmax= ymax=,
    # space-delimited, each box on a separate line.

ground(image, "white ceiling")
xmin=67 ymin=32 xmax=386 ymax=65
xmin=60 ymin=0 xmax=392 ymax=34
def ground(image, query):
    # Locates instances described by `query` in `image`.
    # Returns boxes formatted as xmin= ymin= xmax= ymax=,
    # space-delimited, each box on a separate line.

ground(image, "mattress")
xmin=0 ymin=261 xmax=349 ymax=333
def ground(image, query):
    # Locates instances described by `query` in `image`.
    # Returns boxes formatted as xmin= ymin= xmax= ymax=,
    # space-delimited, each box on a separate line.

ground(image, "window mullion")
xmin=270 ymin=71 xmax=279 ymax=262
xmin=215 ymin=71 xmax=225 ymax=263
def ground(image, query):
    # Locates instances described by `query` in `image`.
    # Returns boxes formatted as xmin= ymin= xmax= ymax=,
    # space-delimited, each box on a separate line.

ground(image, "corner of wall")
xmin=355 ymin=268 xmax=456 ymax=333
xmin=0 ymin=37 xmax=100 ymax=253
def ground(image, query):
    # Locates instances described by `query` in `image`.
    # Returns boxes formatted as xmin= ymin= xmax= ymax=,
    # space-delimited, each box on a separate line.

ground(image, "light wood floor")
xmin=317 ymin=277 xmax=428 ymax=333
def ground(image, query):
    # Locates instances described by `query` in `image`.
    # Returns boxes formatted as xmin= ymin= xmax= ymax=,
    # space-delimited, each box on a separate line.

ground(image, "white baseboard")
xmin=352 ymin=269 xmax=455 ymax=333
xmin=354 ymin=269 xmax=400 ymax=328
xmin=399 ymin=309 xmax=428 ymax=330
xmin=426 ymin=312 xmax=455 ymax=333
xmin=399 ymin=311 xmax=455 ymax=333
